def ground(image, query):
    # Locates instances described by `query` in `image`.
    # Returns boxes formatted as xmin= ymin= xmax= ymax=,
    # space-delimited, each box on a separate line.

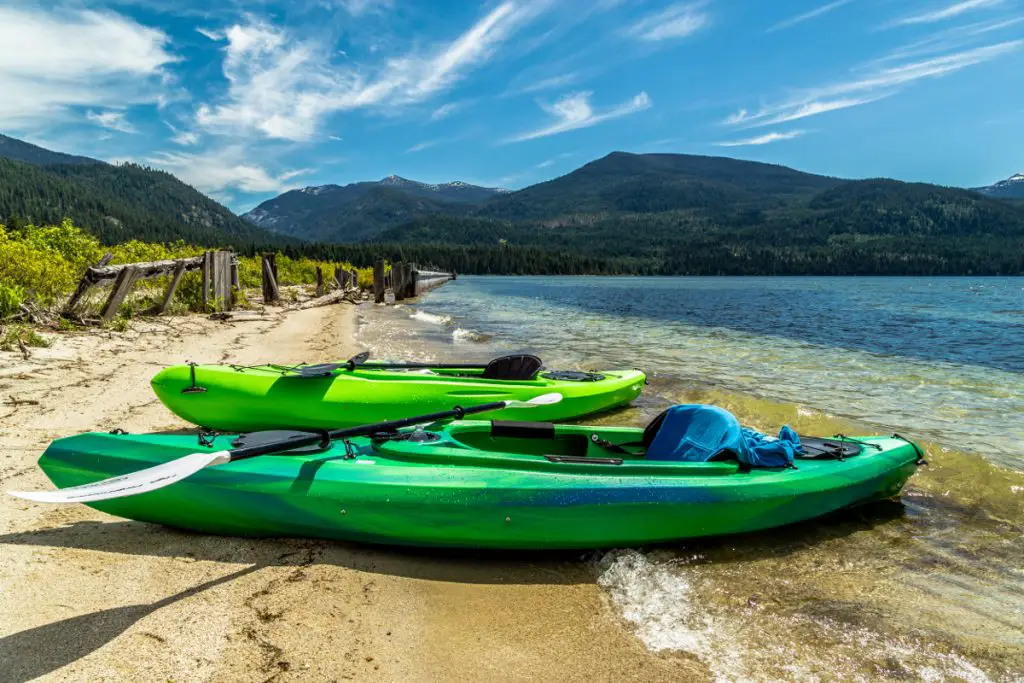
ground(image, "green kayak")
xmin=34 ymin=421 xmax=921 ymax=549
xmin=151 ymin=355 xmax=646 ymax=431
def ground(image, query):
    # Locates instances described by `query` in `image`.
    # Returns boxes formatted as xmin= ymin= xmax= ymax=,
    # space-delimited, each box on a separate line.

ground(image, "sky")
xmin=1 ymin=0 xmax=1022 ymax=212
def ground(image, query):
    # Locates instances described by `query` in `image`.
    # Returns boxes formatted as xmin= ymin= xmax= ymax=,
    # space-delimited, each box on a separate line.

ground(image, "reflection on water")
xmin=357 ymin=276 xmax=1024 ymax=680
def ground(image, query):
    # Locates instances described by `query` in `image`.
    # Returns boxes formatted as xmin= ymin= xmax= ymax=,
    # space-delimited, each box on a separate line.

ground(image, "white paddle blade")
xmin=8 ymin=450 xmax=232 ymax=504
xmin=508 ymin=392 xmax=563 ymax=408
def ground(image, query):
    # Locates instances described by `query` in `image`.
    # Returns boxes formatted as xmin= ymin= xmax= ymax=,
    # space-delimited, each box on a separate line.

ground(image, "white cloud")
xmin=146 ymin=146 xmax=311 ymax=195
xmin=891 ymin=0 xmax=1005 ymax=26
xmin=767 ymin=0 xmax=853 ymax=33
xmin=430 ymin=102 xmax=461 ymax=121
xmin=716 ymin=130 xmax=805 ymax=147
xmin=195 ymin=3 xmax=546 ymax=142
xmin=0 ymin=7 xmax=175 ymax=129
xmin=406 ymin=140 xmax=439 ymax=152
xmin=506 ymin=91 xmax=651 ymax=142
xmin=724 ymin=40 xmax=1022 ymax=127
xmin=627 ymin=2 xmax=710 ymax=42
xmin=865 ymin=16 xmax=1024 ymax=66
xmin=196 ymin=26 xmax=221 ymax=41
xmin=516 ymin=72 xmax=580 ymax=94
xmin=337 ymin=0 xmax=394 ymax=15
xmin=535 ymin=151 xmax=575 ymax=168
xmin=86 ymin=110 xmax=136 ymax=134
xmin=172 ymin=131 xmax=200 ymax=145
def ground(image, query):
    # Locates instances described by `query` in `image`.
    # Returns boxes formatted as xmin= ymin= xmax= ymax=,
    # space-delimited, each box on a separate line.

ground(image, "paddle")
xmin=8 ymin=393 xmax=562 ymax=505
xmin=295 ymin=351 xmax=496 ymax=377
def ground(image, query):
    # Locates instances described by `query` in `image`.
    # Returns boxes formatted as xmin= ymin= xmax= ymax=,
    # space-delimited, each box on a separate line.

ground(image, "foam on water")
xmin=409 ymin=310 xmax=453 ymax=326
xmin=596 ymin=550 xmax=1002 ymax=682
xmin=452 ymin=327 xmax=489 ymax=343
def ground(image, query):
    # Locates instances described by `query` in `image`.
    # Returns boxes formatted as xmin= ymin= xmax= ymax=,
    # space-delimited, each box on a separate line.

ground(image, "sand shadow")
xmin=0 ymin=565 xmax=259 ymax=683
xmin=0 ymin=521 xmax=597 ymax=586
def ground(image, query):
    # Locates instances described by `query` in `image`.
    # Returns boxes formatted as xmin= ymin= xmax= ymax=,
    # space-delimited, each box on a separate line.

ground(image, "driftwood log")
xmin=292 ymin=290 xmax=360 ymax=310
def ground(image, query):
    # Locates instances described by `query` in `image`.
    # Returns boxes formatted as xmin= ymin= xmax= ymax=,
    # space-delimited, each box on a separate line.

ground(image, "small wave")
xmin=452 ymin=327 xmax=490 ymax=343
xmin=596 ymin=549 xmax=997 ymax=681
xmin=410 ymin=310 xmax=453 ymax=326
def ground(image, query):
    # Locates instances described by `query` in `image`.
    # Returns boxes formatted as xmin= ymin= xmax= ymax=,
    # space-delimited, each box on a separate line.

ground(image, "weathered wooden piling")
xmin=373 ymin=259 xmax=385 ymax=303
xmin=262 ymin=253 xmax=280 ymax=304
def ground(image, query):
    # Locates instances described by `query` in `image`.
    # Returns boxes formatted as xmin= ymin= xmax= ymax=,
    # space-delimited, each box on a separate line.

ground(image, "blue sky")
xmin=1 ymin=0 xmax=1021 ymax=211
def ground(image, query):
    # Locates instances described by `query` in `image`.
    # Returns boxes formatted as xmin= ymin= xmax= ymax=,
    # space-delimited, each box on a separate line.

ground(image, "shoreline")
xmin=0 ymin=302 xmax=701 ymax=682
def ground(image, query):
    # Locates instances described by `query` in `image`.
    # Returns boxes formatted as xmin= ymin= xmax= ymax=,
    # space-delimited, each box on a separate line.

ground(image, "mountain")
xmin=974 ymin=173 xmax=1024 ymax=199
xmin=378 ymin=175 xmax=507 ymax=203
xmin=0 ymin=135 xmax=283 ymax=248
xmin=476 ymin=152 xmax=842 ymax=222
xmin=0 ymin=133 xmax=101 ymax=167
xmin=244 ymin=153 xmax=844 ymax=242
xmin=243 ymin=175 xmax=504 ymax=241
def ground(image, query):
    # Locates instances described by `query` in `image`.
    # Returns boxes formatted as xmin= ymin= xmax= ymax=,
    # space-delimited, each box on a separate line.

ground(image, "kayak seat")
xmin=486 ymin=420 xmax=589 ymax=457
xmin=480 ymin=354 xmax=543 ymax=381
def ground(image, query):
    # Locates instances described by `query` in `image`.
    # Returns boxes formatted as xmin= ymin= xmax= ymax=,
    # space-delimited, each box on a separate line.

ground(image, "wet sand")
xmin=0 ymin=303 xmax=702 ymax=682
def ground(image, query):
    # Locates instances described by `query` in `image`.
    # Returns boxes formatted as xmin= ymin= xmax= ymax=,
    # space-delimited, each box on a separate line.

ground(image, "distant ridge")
xmin=243 ymin=176 xmax=505 ymax=241
xmin=0 ymin=133 xmax=102 ymax=167
xmin=0 ymin=134 xmax=283 ymax=247
xmin=974 ymin=173 xmax=1024 ymax=199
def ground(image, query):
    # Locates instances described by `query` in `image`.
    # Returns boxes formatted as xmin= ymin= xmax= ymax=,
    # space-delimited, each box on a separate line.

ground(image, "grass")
xmin=0 ymin=324 xmax=52 ymax=351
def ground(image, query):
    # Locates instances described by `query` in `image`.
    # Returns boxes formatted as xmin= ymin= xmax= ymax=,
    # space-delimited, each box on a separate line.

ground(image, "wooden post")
xmin=402 ymin=263 xmax=413 ymax=299
xmin=315 ymin=266 xmax=325 ymax=297
xmin=350 ymin=269 xmax=358 ymax=290
xmin=262 ymin=254 xmax=280 ymax=304
xmin=373 ymin=259 xmax=385 ymax=303
xmin=211 ymin=251 xmax=233 ymax=311
xmin=157 ymin=260 xmax=188 ymax=315
xmin=100 ymin=266 xmax=139 ymax=323
xmin=201 ymin=251 xmax=212 ymax=309
xmin=393 ymin=262 xmax=404 ymax=301
xmin=230 ymin=257 xmax=240 ymax=291
xmin=339 ymin=269 xmax=350 ymax=290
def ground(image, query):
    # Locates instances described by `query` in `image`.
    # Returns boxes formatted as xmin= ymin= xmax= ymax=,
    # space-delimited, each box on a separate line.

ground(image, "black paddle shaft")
xmin=228 ymin=401 xmax=508 ymax=462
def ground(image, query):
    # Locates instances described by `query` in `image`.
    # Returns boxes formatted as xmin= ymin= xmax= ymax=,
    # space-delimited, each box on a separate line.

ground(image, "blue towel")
xmin=646 ymin=405 xmax=801 ymax=468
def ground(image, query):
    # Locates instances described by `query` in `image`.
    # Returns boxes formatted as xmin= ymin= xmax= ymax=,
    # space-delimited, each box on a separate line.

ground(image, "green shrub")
xmin=0 ymin=282 xmax=25 ymax=318
xmin=0 ymin=220 xmax=372 ymax=321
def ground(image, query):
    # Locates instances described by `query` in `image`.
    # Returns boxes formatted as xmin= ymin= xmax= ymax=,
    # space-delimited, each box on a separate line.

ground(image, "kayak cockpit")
xmin=372 ymin=420 xmax=742 ymax=476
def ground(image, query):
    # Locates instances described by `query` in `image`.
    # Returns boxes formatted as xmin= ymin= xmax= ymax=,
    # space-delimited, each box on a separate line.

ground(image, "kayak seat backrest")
xmin=481 ymin=354 xmax=543 ymax=381
xmin=492 ymin=420 xmax=555 ymax=439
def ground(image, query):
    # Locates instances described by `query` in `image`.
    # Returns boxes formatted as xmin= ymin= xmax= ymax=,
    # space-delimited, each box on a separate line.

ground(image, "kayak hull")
xmin=151 ymin=364 xmax=646 ymax=431
xmin=36 ymin=424 xmax=920 ymax=549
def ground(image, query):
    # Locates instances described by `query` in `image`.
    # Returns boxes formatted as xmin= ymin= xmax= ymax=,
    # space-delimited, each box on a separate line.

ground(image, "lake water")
xmin=358 ymin=276 xmax=1024 ymax=681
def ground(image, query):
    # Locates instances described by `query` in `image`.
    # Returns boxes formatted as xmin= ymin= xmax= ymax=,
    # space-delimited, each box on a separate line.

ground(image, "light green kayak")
xmin=151 ymin=355 xmax=646 ymax=431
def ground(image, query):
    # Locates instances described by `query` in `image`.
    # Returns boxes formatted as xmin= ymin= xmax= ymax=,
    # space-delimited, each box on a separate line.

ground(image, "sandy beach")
xmin=0 ymin=302 xmax=701 ymax=682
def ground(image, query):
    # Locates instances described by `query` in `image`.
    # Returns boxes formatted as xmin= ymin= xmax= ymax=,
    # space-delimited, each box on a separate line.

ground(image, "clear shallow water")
xmin=358 ymin=276 xmax=1024 ymax=681
xmin=362 ymin=276 xmax=1024 ymax=469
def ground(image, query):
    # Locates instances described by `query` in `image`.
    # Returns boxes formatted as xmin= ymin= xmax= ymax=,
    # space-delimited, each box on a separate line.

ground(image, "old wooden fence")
xmin=64 ymin=250 xmax=238 ymax=323
xmin=258 ymin=254 xmax=359 ymax=305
